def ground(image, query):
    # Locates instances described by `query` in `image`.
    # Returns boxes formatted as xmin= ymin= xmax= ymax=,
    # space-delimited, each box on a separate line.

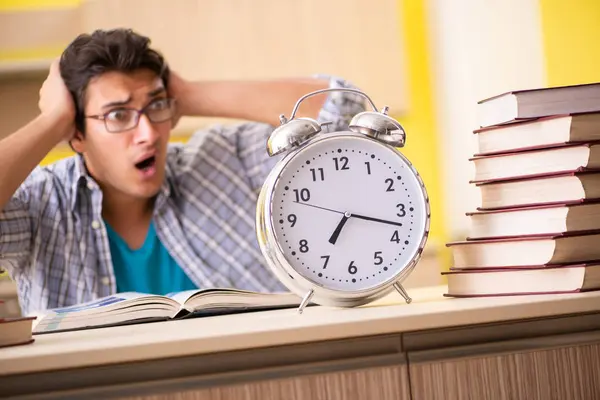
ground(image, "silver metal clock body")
xmin=256 ymin=128 xmax=430 ymax=309
xmin=256 ymin=88 xmax=430 ymax=311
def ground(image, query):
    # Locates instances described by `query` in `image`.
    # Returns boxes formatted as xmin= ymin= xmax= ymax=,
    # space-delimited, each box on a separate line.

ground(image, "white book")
xmin=33 ymin=289 xmax=302 ymax=334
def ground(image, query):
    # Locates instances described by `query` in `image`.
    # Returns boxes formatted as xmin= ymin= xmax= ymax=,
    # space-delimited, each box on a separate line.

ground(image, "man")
xmin=0 ymin=28 xmax=365 ymax=315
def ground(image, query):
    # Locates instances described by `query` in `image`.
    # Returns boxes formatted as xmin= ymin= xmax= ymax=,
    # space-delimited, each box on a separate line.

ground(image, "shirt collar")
xmin=70 ymin=154 xmax=176 ymax=212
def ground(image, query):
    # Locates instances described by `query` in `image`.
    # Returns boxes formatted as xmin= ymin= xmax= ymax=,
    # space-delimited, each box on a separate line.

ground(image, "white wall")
xmin=426 ymin=0 xmax=546 ymax=239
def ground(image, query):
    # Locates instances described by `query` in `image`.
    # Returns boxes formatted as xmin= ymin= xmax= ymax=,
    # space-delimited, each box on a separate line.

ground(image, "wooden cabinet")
xmin=118 ymin=366 xmax=410 ymax=400
xmin=409 ymin=339 xmax=600 ymax=400
xmin=4 ymin=289 xmax=600 ymax=399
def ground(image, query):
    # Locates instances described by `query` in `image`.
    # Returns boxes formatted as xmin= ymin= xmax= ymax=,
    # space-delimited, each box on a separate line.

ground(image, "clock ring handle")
xmin=283 ymin=88 xmax=378 ymax=123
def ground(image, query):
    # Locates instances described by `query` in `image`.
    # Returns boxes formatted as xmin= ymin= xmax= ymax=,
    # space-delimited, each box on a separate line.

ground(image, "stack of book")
xmin=445 ymin=82 xmax=600 ymax=297
xmin=0 ymin=274 xmax=35 ymax=348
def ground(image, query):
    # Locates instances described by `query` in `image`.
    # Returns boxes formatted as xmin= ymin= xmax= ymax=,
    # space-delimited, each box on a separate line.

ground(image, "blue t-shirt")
xmin=105 ymin=220 xmax=197 ymax=295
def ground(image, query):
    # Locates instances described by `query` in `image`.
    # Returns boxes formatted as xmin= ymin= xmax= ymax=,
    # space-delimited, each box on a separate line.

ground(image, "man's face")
xmin=72 ymin=69 xmax=172 ymax=201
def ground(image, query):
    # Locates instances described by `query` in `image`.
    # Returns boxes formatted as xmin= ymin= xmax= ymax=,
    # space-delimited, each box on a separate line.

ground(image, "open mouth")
xmin=135 ymin=155 xmax=156 ymax=171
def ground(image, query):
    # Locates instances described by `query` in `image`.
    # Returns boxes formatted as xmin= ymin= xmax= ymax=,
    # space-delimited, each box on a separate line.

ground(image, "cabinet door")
xmin=408 ymin=335 xmax=600 ymax=400
xmin=118 ymin=365 xmax=411 ymax=400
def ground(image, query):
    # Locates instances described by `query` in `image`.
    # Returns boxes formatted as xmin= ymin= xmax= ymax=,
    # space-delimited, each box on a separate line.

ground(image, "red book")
xmin=446 ymin=230 xmax=600 ymax=269
xmin=0 ymin=316 xmax=36 ymax=348
xmin=477 ymin=83 xmax=600 ymax=128
xmin=474 ymin=170 xmax=600 ymax=210
xmin=470 ymin=142 xmax=600 ymax=183
xmin=443 ymin=263 xmax=600 ymax=297
xmin=473 ymin=112 xmax=600 ymax=156
xmin=466 ymin=200 xmax=600 ymax=240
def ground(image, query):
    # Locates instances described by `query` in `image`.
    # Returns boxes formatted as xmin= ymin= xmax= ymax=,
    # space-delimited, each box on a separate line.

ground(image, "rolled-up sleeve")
xmin=0 ymin=187 xmax=32 ymax=274
xmin=313 ymin=74 xmax=367 ymax=131
xmin=237 ymin=75 xmax=367 ymax=192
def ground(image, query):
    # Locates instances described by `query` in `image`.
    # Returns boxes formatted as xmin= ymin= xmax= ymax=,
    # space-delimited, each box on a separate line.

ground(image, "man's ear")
xmin=69 ymin=130 xmax=85 ymax=154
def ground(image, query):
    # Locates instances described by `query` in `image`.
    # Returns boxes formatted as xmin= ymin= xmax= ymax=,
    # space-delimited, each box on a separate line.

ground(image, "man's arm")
xmin=0 ymin=59 xmax=75 ymax=211
xmin=174 ymin=74 xmax=366 ymax=193
xmin=169 ymin=72 xmax=332 ymax=126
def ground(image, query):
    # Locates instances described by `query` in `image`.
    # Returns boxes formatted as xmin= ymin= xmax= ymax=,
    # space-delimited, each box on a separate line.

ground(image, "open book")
xmin=33 ymin=288 xmax=303 ymax=334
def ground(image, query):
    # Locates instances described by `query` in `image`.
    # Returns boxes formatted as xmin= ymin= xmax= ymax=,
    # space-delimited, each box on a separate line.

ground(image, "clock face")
xmin=270 ymin=133 xmax=428 ymax=292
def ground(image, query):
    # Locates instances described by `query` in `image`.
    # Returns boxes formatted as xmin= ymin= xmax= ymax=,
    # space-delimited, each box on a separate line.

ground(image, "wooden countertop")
xmin=2 ymin=285 xmax=600 ymax=376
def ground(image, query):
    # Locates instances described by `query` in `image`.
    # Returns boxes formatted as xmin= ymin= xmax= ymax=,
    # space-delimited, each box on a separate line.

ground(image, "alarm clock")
xmin=256 ymin=88 xmax=430 ymax=313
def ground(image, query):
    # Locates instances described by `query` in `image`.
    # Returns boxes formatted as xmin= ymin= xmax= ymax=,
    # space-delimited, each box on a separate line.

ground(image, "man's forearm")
xmin=0 ymin=114 xmax=69 ymax=210
xmin=178 ymin=78 xmax=331 ymax=126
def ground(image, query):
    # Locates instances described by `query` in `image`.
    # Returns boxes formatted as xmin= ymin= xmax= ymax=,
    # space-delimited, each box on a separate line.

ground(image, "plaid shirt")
xmin=0 ymin=76 xmax=365 ymax=315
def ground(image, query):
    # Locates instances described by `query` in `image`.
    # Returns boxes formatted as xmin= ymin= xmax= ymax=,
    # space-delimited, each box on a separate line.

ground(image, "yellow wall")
xmin=0 ymin=46 xmax=65 ymax=62
xmin=0 ymin=0 xmax=79 ymax=61
xmin=539 ymin=0 xmax=600 ymax=87
xmin=40 ymin=146 xmax=74 ymax=165
xmin=396 ymin=0 xmax=448 ymax=266
xmin=0 ymin=0 xmax=79 ymax=11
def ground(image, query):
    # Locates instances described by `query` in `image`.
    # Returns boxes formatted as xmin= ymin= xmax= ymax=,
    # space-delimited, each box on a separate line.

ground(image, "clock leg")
xmin=297 ymin=288 xmax=315 ymax=314
xmin=393 ymin=282 xmax=412 ymax=304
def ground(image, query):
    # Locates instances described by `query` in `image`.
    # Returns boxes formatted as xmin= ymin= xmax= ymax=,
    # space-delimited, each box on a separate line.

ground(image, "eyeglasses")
xmin=85 ymin=98 xmax=176 ymax=133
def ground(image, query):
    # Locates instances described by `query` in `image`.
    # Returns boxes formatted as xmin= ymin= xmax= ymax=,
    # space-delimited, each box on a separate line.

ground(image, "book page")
xmin=165 ymin=290 xmax=199 ymax=305
xmin=49 ymin=292 xmax=152 ymax=314
xmin=33 ymin=293 xmax=178 ymax=334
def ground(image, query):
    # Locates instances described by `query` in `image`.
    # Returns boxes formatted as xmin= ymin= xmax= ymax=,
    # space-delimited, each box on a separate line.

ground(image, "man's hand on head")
xmin=167 ymin=69 xmax=192 ymax=128
xmin=38 ymin=58 xmax=76 ymax=140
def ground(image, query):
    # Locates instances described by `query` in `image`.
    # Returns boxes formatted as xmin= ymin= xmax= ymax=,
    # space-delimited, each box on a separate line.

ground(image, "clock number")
xmin=333 ymin=156 xmax=350 ymax=171
xmin=396 ymin=203 xmax=406 ymax=217
xmin=299 ymin=239 xmax=309 ymax=253
xmin=287 ymin=214 xmax=297 ymax=227
xmin=365 ymin=161 xmax=371 ymax=175
xmin=310 ymin=168 xmax=325 ymax=182
xmin=385 ymin=178 xmax=395 ymax=192
xmin=374 ymin=251 xmax=383 ymax=265
xmin=320 ymin=255 xmax=330 ymax=269
xmin=391 ymin=230 xmax=401 ymax=244
xmin=293 ymin=188 xmax=311 ymax=202
xmin=348 ymin=260 xmax=358 ymax=275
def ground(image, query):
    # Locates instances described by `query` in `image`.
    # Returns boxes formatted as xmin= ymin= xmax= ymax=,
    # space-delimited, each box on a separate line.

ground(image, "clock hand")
xmin=292 ymin=201 xmax=344 ymax=214
xmin=351 ymin=213 xmax=403 ymax=227
xmin=293 ymin=201 xmax=404 ymax=227
xmin=328 ymin=212 xmax=352 ymax=245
